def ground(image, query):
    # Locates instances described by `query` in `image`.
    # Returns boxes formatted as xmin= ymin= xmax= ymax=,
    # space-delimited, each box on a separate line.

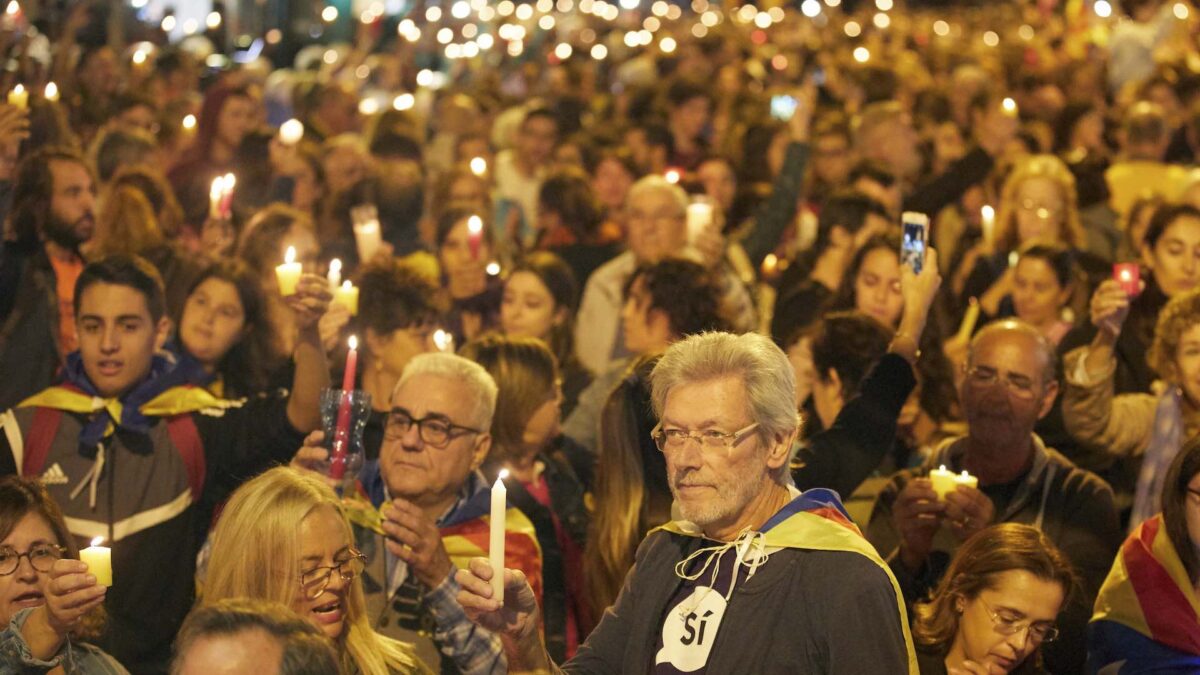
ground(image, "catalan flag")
xmin=1089 ymin=514 xmax=1200 ymax=672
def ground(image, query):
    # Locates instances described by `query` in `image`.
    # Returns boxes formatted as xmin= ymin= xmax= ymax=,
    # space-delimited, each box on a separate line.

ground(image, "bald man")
xmin=865 ymin=320 xmax=1120 ymax=675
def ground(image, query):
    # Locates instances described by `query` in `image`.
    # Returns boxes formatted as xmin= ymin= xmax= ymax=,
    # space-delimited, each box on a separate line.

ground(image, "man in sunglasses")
xmin=340 ymin=352 xmax=543 ymax=674
xmin=865 ymin=319 xmax=1122 ymax=674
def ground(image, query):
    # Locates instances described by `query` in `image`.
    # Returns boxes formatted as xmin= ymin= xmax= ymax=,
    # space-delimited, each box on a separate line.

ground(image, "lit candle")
xmin=209 ymin=175 xmax=224 ymax=219
xmin=329 ymin=335 xmax=359 ymax=480
xmin=334 ymin=280 xmax=359 ymax=315
xmin=761 ymin=253 xmax=779 ymax=280
xmin=489 ymin=470 xmax=508 ymax=603
xmin=686 ymin=199 xmax=714 ymax=242
xmin=432 ymin=329 xmax=454 ymax=352
xmin=1114 ymin=263 xmax=1140 ymax=297
xmin=80 ymin=537 xmax=112 ymax=587
xmin=275 ymin=246 xmax=302 ymax=296
xmin=664 ymin=167 xmax=682 ymax=184
xmin=43 ymin=81 xmax=58 ymax=102
xmin=1001 ymin=97 xmax=1018 ymax=116
xmin=954 ymin=470 xmax=979 ymax=491
xmin=279 ymin=118 xmax=304 ymax=145
xmin=353 ymin=219 xmax=383 ymax=262
xmin=219 ymin=173 xmax=236 ymax=218
xmin=928 ymin=465 xmax=957 ymax=501
xmin=469 ymin=156 xmax=487 ymax=176
xmin=467 ymin=215 xmax=484 ymax=260
xmin=980 ymin=204 xmax=995 ymax=250
xmin=7 ymin=84 xmax=26 ymax=110
xmin=956 ymin=297 xmax=980 ymax=343
xmin=182 ymin=114 xmax=196 ymax=132
xmin=327 ymin=258 xmax=342 ymax=289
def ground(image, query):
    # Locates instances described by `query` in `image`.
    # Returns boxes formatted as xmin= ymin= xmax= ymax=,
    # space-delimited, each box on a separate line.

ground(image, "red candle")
xmin=1113 ymin=263 xmax=1140 ymax=298
xmin=330 ymin=335 xmax=358 ymax=479
xmin=467 ymin=215 xmax=483 ymax=261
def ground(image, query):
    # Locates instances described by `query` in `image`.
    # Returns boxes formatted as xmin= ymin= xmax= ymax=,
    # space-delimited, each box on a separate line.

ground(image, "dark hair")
xmin=92 ymin=128 xmax=157 ymax=183
xmin=666 ymin=79 xmax=712 ymax=109
xmin=112 ymin=92 xmax=157 ymax=118
xmin=828 ymin=231 xmax=902 ymax=321
xmin=236 ymin=205 xmax=313 ymax=279
xmin=1016 ymin=242 xmax=1079 ymax=290
xmin=848 ymin=160 xmax=898 ymax=188
xmin=75 ymin=254 xmax=166 ymax=322
xmin=538 ymin=168 xmax=603 ymax=242
xmin=1125 ymin=102 xmax=1168 ymax=146
xmin=1163 ymin=436 xmax=1200 ymax=584
xmin=172 ymin=598 xmax=340 ymax=675
xmin=508 ymin=252 xmax=580 ymax=367
xmin=357 ymin=257 xmax=442 ymax=340
xmin=586 ymin=146 xmax=639 ymax=179
xmin=109 ymin=166 xmax=186 ymax=239
xmin=1143 ymin=203 xmax=1200 ymax=251
xmin=625 ymin=258 xmax=728 ymax=338
xmin=813 ymin=190 xmax=892 ymax=256
xmin=521 ymin=107 xmax=559 ymax=133
xmin=182 ymin=259 xmax=280 ymax=397
xmin=808 ymin=311 xmax=892 ymax=399
xmin=459 ymin=334 xmax=559 ymax=454
xmin=369 ymin=131 xmax=423 ymax=162
xmin=179 ymin=85 xmax=253 ymax=167
xmin=6 ymin=147 xmax=91 ymax=245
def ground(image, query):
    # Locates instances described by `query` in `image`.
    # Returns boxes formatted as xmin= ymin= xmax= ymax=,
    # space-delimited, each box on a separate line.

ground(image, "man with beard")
xmin=454 ymin=331 xmax=919 ymax=674
xmin=865 ymin=320 xmax=1121 ymax=675
xmin=0 ymin=148 xmax=97 ymax=409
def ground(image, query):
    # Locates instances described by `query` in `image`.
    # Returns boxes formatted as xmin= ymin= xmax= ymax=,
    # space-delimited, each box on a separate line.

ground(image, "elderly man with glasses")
xmin=865 ymin=319 xmax=1122 ymax=675
xmin=454 ymin=331 xmax=919 ymax=674
xmin=338 ymin=352 xmax=543 ymax=675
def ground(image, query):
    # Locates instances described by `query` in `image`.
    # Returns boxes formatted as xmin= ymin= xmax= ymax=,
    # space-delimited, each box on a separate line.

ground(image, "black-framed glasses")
xmin=383 ymin=409 xmax=482 ymax=448
xmin=963 ymin=365 xmax=1040 ymax=400
xmin=299 ymin=551 xmax=366 ymax=600
xmin=979 ymin=597 xmax=1060 ymax=644
xmin=651 ymin=422 xmax=759 ymax=454
xmin=0 ymin=543 xmax=66 ymax=576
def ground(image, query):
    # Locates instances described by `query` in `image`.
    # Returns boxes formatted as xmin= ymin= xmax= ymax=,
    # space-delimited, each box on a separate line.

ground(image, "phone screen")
xmin=811 ymin=67 xmax=826 ymax=87
xmin=770 ymin=95 xmax=798 ymax=121
xmin=900 ymin=212 xmax=929 ymax=274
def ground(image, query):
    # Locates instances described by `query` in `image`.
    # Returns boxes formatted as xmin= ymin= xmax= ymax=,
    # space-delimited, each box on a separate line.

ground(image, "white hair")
xmin=394 ymin=352 xmax=499 ymax=430
xmin=627 ymin=175 xmax=689 ymax=216
xmin=650 ymin=332 xmax=800 ymax=464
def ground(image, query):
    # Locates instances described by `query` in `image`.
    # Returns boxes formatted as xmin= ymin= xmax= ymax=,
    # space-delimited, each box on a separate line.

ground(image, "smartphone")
xmin=811 ymin=66 xmax=826 ymax=87
xmin=900 ymin=212 xmax=929 ymax=274
xmin=1114 ymin=263 xmax=1140 ymax=297
xmin=770 ymin=95 xmax=798 ymax=121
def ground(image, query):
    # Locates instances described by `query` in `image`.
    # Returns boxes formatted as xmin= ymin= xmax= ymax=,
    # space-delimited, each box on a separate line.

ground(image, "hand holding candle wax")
xmin=80 ymin=537 xmax=112 ymax=586
xmin=275 ymin=247 xmax=302 ymax=296
xmin=329 ymin=336 xmax=359 ymax=480
xmin=489 ymin=470 xmax=509 ymax=604
xmin=334 ymin=280 xmax=359 ymax=315
xmin=1114 ymin=263 xmax=1140 ymax=298
xmin=7 ymin=84 xmax=27 ymax=110
xmin=928 ymin=465 xmax=977 ymax=500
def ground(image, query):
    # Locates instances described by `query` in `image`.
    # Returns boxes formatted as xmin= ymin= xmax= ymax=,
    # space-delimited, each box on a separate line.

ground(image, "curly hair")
xmin=623 ymin=258 xmax=730 ymax=338
xmin=1147 ymin=288 xmax=1200 ymax=382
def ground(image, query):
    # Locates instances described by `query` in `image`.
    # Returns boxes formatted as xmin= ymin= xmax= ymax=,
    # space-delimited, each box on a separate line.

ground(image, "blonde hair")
xmin=994 ymin=155 xmax=1085 ymax=253
xmin=204 ymin=467 xmax=426 ymax=675
xmin=90 ymin=183 xmax=164 ymax=258
xmin=1148 ymin=288 xmax=1200 ymax=382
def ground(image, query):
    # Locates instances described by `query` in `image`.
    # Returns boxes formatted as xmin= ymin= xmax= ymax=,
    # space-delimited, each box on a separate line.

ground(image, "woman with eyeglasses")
xmin=912 ymin=523 xmax=1076 ymax=675
xmin=0 ymin=476 xmax=127 ymax=673
xmin=203 ymin=467 xmax=430 ymax=674
xmin=1063 ymin=286 xmax=1200 ymax=529
xmin=1090 ymin=436 xmax=1200 ymax=671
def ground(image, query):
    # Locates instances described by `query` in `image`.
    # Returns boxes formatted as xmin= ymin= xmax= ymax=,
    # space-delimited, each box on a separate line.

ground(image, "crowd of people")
xmin=2 ymin=0 xmax=1200 ymax=672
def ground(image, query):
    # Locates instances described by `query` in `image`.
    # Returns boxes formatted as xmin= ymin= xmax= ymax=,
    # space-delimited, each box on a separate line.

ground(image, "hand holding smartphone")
xmin=900 ymin=212 xmax=930 ymax=274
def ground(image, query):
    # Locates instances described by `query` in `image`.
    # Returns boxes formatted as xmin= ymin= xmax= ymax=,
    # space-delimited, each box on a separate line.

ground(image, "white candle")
xmin=7 ymin=84 xmax=26 ymax=110
xmin=279 ymin=118 xmax=304 ymax=145
xmin=327 ymin=258 xmax=342 ymax=288
xmin=353 ymin=219 xmax=383 ymax=262
xmin=489 ymin=470 xmax=508 ymax=603
xmin=980 ymin=205 xmax=995 ymax=250
xmin=929 ymin=465 xmax=957 ymax=501
xmin=334 ymin=280 xmax=359 ymax=315
xmin=432 ymin=329 xmax=454 ymax=352
xmin=686 ymin=200 xmax=714 ymax=241
xmin=275 ymin=246 xmax=302 ymax=296
xmin=80 ymin=537 xmax=112 ymax=587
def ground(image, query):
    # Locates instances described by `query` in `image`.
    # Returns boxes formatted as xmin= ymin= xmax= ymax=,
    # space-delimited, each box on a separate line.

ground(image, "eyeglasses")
xmin=1018 ymin=200 xmax=1063 ymax=221
xmin=964 ymin=365 xmax=1040 ymax=400
xmin=299 ymin=551 xmax=367 ymax=600
xmin=384 ymin=410 xmax=482 ymax=448
xmin=0 ymin=543 xmax=66 ymax=576
xmin=627 ymin=210 xmax=685 ymax=223
xmin=652 ymin=422 xmax=759 ymax=454
xmin=979 ymin=597 xmax=1060 ymax=644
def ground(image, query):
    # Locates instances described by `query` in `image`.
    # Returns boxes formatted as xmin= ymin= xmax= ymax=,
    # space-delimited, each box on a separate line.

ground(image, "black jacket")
xmin=0 ymin=240 xmax=64 ymax=410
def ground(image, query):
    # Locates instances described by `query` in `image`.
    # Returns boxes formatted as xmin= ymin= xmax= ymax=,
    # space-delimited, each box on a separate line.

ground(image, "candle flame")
xmin=224 ymin=173 xmax=236 ymax=189
xmin=348 ymin=335 xmax=358 ymax=350
xmin=329 ymin=258 xmax=342 ymax=275
xmin=90 ymin=536 xmax=104 ymax=547
xmin=938 ymin=465 xmax=947 ymax=471
xmin=664 ymin=168 xmax=681 ymax=184
xmin=341 ymin=280 xmax=353 ymax=290
xmin=960 ymin=470 xmax=971 ymax=477
xmin=981 ymin=205 xmax=994 ymax=221
xmin=285 ymin=246 xmax=296 ymax=264
xmin=1002 ymin=97 xmax=1017 ymax=114
xmin=11 ymin=84 xmax=23 ymax=95
xmin=467 ymin=215 xmax=484 ymax=235
xmin=210 ymin=175 xmax=224 ymax=199
xmin=498 ymin=469 xmax=509 ymax=480
xmin=1120 ymin=269 xmax=1131 ymax=281
xmin=44 ymin=82 xmax=57 ymax=100
xmin=182 ymin=114 xmax=197 ymax=130
xmin=469 ymin=157 xmax=487 ymax=176
xmin=761 ymin=253 xmax=778 ymax=275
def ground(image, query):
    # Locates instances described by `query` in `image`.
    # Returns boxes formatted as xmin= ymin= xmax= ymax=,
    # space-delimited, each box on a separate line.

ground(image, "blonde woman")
xmin=958 ymin=155 xmax=1096 ymax=319
xmin=204 ymin=466 xmax=430 ymax=675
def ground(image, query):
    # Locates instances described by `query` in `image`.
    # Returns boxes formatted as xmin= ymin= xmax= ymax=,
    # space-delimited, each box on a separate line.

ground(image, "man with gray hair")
xmin=574 ymin=175 xmax=756 ymax=375
xmin=336 ymin=352 xmax=543 ymax=674
xmin=455 ymin=332 xmax=918 ymax=673
xmin=172 ymin=599 xmax=340 ymax=675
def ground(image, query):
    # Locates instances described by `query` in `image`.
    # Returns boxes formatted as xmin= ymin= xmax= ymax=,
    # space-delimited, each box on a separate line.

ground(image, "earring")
xmin=955 ymin=601 xmax=964 ymax=613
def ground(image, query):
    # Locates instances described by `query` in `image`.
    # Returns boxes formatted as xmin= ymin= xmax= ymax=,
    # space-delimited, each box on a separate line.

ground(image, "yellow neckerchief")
xmin=656 ymin=494 xmax=919 ymax=675
xmin=19 ymin=385 xmax=229 ymax=437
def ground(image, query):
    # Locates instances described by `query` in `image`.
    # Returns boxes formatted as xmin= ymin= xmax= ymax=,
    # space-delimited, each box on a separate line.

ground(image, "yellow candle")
xmin=954 ymin=470 xmax=979 ymax=491
xmin=80 ymin=537 xmax=112 ymax=587
xmin=275 ymin=246 xmax=302 ymax=296
xmin=334 ymin=280 xmax=359 ymax=315
xmin=7 ymin=84 xmax=27 ymax=110
xmin=956 ymin=298 xmax=981 ymax=343
xmin=929 ymin=465 xmax=957 ymax=501
xmin=489 ymin=470 xmax=508 ymax=603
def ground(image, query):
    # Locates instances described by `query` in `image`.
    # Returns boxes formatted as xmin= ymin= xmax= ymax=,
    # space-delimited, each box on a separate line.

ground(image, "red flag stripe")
xmin=1124 ymin=518 xmax=1200 ymax=653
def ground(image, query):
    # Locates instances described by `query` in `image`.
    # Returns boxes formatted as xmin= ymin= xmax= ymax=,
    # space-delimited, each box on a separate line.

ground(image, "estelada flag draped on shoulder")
xmin=343 ymin=481 xmax=545 ymax=605
xmin=657 ymin=488 xmax=920 ymax=675
xmin=1089 ymin=514 xmax=1200 ymax=672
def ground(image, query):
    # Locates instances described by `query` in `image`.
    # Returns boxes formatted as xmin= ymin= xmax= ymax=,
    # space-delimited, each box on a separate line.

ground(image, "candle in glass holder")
xmin=80 ymin=537 xmax=112 ymax=587
xmin=489 ymin=470 xmax=509 ymax=603
xmin=7 ymin=84 xmax=26 ymax=110
xmin=275 ymin=246 xmax=302 ymax=296
xmin=334 ymin=280 xmax=359 ymax=315
xmin=329 ymin=336 xmax=359 ymax=480
xmin=1114 ymin=263 xmax=1140 ymax=297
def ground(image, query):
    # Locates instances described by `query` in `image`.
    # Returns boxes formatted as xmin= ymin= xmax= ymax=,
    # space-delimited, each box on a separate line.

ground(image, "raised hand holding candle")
xmin=275 ymin=246 xmax=302 ymax=296
xmin=929 ymin=465 xmax=956 ymax=501
xmin=1114 ymin=263 xmax=1140 ymax=297
xmin=80 ymin=537 xmax=112 ymax=587
xmin=327 ymin=258 xmax=342 ymax=288
xmin=489 ymin=470 xmax=508 ymax=603
xmin=7 ymin=84 xmax=26 ymax=110
xmin=334 ymin=281 xmax=359 ymax=315
xmin=467 ymin=215 xmax=484 ymax=260
xmin=279 ymin=118 xmax=304 ymax=145
xmin=329 ymin=336 xmax=359 ymax=480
